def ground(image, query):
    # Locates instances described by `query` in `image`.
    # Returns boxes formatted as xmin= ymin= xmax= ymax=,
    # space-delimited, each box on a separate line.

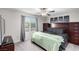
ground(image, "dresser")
xmin=0 ymin=36 xmax=15 ymax=51
xmin=0 ymin=44 xmax=14 ymax=51
xmin=69 ymin=22 xmax=79 ymax=45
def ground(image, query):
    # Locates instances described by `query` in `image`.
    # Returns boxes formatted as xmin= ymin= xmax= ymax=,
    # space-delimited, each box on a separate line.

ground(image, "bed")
xmin=31 ymin=32 xmax=64 ymax=51
xmin=46 ymin=28 xmax=69 ymax=50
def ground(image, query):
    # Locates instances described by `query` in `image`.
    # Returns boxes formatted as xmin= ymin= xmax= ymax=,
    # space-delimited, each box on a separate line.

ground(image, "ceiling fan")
xmin=39 ymin=8 xmax=55 ymax=16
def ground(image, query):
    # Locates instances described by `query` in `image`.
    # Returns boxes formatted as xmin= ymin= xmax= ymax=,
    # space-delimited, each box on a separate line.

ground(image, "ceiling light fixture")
xmin=39 ymin=8 xmax=54 ymax=16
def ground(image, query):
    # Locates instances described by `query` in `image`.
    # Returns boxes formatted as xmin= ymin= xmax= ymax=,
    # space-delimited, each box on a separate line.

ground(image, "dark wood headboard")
xmin=51 ymin=23 xmax=69 ymax=33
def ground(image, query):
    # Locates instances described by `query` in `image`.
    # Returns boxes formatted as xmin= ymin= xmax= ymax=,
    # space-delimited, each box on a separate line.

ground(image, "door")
xmin=23 ymin=16 xmax=38 ymax=41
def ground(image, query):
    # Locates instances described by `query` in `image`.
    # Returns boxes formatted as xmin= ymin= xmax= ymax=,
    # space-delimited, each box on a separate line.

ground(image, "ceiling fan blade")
xmin=40 ymin=8 xmax=47 ymax=10
xmin=49 ymin=10 xmax=55 ymax=12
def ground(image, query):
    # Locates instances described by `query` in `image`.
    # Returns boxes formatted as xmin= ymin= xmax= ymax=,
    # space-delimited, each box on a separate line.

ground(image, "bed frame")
xmin=31 ymin=41 xmax=63 ymax=51
xmin=31 ymin=41 xmax=47 ymax=51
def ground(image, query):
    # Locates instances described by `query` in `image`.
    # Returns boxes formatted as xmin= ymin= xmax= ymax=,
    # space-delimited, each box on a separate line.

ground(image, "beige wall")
xmin=37 ymin=16 xmax=48 ymax=31
xmin=0 ymin=8 xmax=34 ymax=43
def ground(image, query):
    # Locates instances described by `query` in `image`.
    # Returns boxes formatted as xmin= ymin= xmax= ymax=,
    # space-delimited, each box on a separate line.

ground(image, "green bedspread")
xmin=32 ymin=32 xmax=64 ymax=51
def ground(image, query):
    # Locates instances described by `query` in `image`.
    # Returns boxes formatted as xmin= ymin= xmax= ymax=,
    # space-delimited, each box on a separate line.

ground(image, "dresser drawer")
xmin=73 ymin=34 xmax=79 ymax=36
xmin=69 ymin=23 xmax=79 ymax=26
xmin=69 ymin=34 xmax=79 ymax=37
xmin=73 ymin=30 xmax=79 ymax=32
xmin=70 ymin=35 xmax=79 ymax=41
xmin=69 ymin=31 xmax=79 ymax=34
xmin=69 ymin=38 xmax=79 ymax=45
xmin=69 ymin=30 xmax=79 ymax=32
xmin=0 ymin=44 xmax=14 ymax=51
xmin=71 ymin=36 xmax=79 ymax=39
xmin=69 ymin=27 xmax=79 ymax=30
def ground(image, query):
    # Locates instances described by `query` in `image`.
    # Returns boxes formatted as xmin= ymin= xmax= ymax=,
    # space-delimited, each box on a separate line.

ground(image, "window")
xmin=24 ymin=16 xmax=37 ymax=31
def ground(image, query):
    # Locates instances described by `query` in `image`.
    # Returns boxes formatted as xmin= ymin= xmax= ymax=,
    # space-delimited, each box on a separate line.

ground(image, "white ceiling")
xmin=14 ymin=8 xmax=78 ymax=15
